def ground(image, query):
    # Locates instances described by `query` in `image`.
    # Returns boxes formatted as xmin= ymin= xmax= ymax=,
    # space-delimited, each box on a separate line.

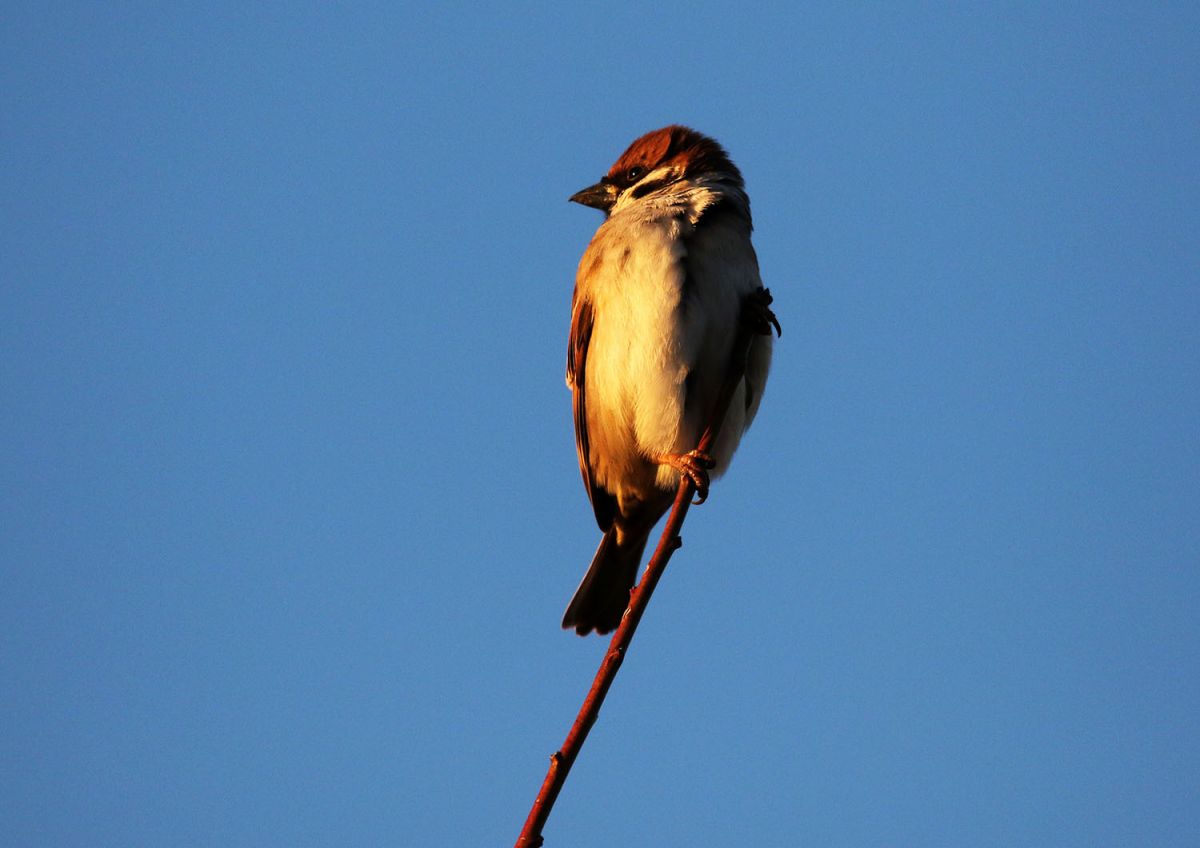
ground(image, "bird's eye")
xmin=626 ymin=166 xmax=645 ymax=182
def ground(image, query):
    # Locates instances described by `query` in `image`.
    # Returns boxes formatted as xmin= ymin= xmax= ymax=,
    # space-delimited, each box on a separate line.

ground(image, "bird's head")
xmin=569 ymin=125 xmax=743 ymax=215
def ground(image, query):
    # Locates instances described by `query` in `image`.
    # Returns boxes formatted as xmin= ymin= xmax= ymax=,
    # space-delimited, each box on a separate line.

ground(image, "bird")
xmin=562 ymin=125 xmax=777 ymax=636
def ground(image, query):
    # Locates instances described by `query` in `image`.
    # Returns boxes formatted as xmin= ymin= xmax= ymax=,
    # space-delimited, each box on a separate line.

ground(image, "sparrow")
xmin=562 ymin=125 xmax=777 ymax=636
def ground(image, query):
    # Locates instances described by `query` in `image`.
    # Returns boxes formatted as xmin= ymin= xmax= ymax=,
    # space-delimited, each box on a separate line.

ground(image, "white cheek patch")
xmin=611 ymin=165 xmax=677 ymax=209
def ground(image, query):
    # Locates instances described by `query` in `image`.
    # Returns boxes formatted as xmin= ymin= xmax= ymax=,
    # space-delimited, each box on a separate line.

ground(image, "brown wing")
xmin=567 ymin=293 xmax=617 ymax=531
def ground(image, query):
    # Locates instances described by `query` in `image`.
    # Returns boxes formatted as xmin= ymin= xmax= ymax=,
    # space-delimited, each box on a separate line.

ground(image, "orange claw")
xmin=656 ymin=449 xmax=716 ymax=503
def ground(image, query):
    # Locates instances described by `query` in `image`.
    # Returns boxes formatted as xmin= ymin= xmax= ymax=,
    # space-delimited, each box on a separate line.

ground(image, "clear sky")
xmin=3 ymin=4 xmax=1197 ymax=846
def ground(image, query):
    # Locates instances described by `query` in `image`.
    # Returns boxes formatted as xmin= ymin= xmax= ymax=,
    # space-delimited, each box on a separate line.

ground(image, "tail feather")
xmin=562 ymin=528 xmax=649 ymax=636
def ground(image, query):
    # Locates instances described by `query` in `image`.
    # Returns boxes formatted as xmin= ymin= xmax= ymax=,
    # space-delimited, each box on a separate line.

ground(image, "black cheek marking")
xmin=703 ymin=196 xmax=732 ymax=218
xmin=630 ymin=178 xmax=669 ymax=200
xmin=708 ymin=193 xmax=753 ymax=228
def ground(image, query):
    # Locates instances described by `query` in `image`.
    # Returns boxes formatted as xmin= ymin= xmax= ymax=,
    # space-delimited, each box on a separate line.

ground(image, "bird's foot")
xmin=745 ymin=287 xmax=781 ymax=337
xmin=656 ymin=449 xmax=716 ymax=504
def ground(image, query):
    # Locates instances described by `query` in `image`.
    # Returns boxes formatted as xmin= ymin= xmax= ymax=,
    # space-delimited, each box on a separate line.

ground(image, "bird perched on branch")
xmin=562 ymin=125 xmax=778 ymax=636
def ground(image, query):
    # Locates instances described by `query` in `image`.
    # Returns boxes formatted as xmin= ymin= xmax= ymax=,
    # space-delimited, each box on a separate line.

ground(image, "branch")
xmin=516 ymin=289 xmax=776 ymax=847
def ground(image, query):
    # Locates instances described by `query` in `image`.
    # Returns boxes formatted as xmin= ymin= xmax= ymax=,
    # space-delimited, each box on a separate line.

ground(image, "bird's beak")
xmin=569 ymin=179 xmax=617 ymax=212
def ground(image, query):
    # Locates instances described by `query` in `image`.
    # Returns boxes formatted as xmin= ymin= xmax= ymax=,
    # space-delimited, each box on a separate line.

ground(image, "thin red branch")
xmin=516 ymin=291 xmax=771 ymax=847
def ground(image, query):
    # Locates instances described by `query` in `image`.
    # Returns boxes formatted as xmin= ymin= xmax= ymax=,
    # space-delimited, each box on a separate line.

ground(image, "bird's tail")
xmin=561 ymin=527 xmax=650 ymax=636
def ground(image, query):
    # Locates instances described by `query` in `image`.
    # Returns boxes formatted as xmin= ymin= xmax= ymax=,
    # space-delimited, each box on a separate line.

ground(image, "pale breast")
xmin=575 ymin=194 xmax=771 ymax=498
xmin=578 ymin=216 xmax=689 ymax=494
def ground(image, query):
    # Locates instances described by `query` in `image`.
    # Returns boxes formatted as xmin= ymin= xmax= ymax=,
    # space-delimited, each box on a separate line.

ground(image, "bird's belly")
xmin=583 ymin=276 xmax=685 ymax=498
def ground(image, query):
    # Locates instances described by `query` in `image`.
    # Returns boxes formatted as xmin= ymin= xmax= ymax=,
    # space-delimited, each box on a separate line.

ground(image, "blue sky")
xmin=2 ymin=3 xmax=1197 ymax=846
